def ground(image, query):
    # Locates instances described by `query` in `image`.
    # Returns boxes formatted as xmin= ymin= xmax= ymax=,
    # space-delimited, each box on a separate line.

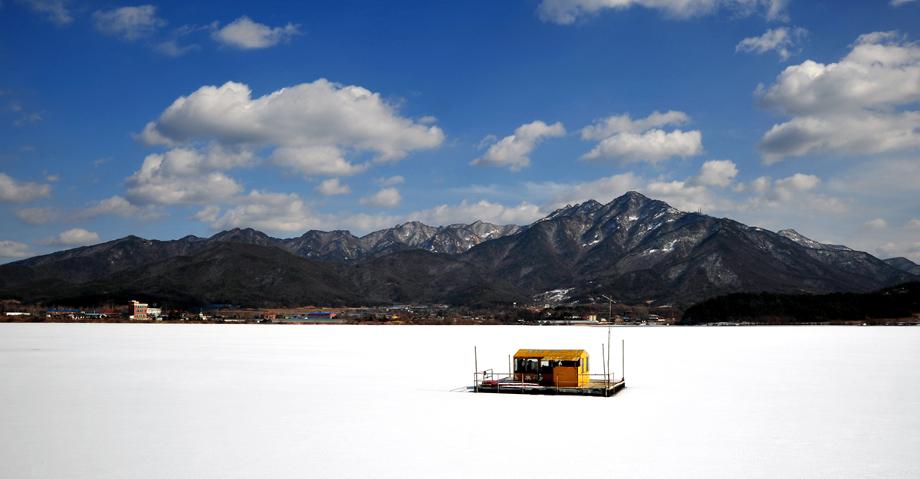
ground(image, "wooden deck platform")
xmin=473 ymin=379 xmax=626 ymax=397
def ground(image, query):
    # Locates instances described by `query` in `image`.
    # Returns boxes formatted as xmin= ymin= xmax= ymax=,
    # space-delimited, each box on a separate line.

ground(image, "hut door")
xmin=539 ymin=360 xmax=554 ymax=386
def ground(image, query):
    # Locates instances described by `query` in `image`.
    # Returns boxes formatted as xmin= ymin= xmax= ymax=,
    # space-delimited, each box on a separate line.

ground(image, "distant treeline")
xmin=680 ymin=282 xmax=920 ymax=325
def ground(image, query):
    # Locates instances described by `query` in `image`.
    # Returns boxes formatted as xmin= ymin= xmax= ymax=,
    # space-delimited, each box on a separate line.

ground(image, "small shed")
xmin=513 ymin=349 xmax=589 ymax=387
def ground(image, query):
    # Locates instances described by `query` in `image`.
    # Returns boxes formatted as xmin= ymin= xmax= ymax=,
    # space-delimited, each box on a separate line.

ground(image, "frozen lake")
xmin=1 ymin=324 xmax=919 ymax=478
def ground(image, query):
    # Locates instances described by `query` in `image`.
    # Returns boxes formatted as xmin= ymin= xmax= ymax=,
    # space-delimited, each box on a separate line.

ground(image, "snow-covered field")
xmin=2 ymin=324 xmax=919 ymax=478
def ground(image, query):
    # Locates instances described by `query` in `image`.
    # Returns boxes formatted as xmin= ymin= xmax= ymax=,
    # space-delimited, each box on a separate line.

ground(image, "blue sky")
xmin=1 ymin=0 xmax=919 ymax=261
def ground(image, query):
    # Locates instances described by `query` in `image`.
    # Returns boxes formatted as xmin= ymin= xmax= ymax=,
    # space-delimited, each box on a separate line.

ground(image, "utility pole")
xmin=601 ymin=294 xmax=614 ymax=384
xmin=600 ymin=294 xmax=614 ymax=324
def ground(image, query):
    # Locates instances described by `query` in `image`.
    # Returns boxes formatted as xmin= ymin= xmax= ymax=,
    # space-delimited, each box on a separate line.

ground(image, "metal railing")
xmin=473 ymin=371 xmax=619 ymax=391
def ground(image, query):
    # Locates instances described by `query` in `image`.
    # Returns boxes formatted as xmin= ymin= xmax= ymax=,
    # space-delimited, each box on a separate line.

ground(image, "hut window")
xmin=515 ymin=358 xmax=539 ymax=373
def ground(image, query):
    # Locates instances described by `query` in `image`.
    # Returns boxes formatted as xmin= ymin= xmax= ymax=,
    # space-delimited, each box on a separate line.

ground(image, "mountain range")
xmin=1 ymin=192 xmax=916 ymax=308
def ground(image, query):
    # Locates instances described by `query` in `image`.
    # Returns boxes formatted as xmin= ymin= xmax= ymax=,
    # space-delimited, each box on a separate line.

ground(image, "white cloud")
xmin=759 ymin=112 xmax=920 ymax=163
xmin=17 ymin=0 xmax=72 ymax=25
xmin=537 ymin=0 xmax=788 ymax=25
xmin=46 ymin=228 xmax=100 ymax=247
xmin=193 ymin=205 xmax=220 ymax=223
xmin=891 ymin=0 xmax=917 ymax=6
xmin=14 ymin=207 xmax=59 ymax=225
xmin=751 ymin=176 xmax=771 ymax=193
xmin=408 ymin=200 xmax=543 ymax=226
xmin=9 ymin=102 xmax=42 ymax=126
xmin=775 ymin=173 xmax=820 ymax=190
xmin=182 ymin=163 xmax=848 ymax=243
xmin=139 ymin=80 xmax=444 ymax=176
xmin=155 ymin=38 xmax=199 ymax=57
xmin=78 ymin=195 xmax=160 ymax=219
xmin=581 ymin=111 xmax=689 ymax=140
xmin=864 ymin=218 xmax=888 ymax=230
xmin=448 ymin=184 xmax=507 ymax=197
xmin=375 ymin=175 xmax=405 ymax=187
xmin=878 ymin=241 xmax=920 ymax=262
xmin=760 ymin=34 xmax=919 ymax=113
xmin=523 ymin=164 xmax=842 ymax=219
xmin=270 ymin=146 xmax=368 ymax=177
xmin=316 ymin=178 xmax=350 ymax=196
xmin=772 ymin=173 xmax=820 ymax=200
xmin=211 ymin=16 xmax=300 ymax=49
xmin=339 ymin=213 xmax=403 ymax=233
xmin=202 ymin=195 xmax=546 ymax=233
xmin=736 ymin=27 xmax=807 ymax=61
xmin=208 ymin=190 xmax=320 ymax=233
xmin=92 ymin=5 xmax=165 ymax=41
xmin=693 ymin=159 xmax=738 ymax=187
xmin=645 ymin=180 xmax=715 ymax=212
xmin=361 ymin=187 xmax=402 ymax=208
xmin=529 ymin=170 xmax=723 ymax=214
xmin=0 ymin=172 xmax=51 ymax=203
xmin=0 ymin=240 xmax=33 ymax=259
xmin=757 ymin=32 xmax=920 ymax=161
xmin=642 ymin=160 xmax=742 ymax=212
xmin=733 ymin=173 xmax=846 ymax=216
xmin=124 ymin=147 xmax=250 ymax=205
xmin=477 ymin=134 xmax=498 ymax=150
xmin=14 ymin=196 xmax=159 ymax=224
xmin=528 ymin=166 xmax=731 ymax=214
xmin=472 ymin=120 xmax=565 ymax=171
xmin=827 ymin=158 xmax=920 ymax=199
xmin=154 ymin=24 xmax=206 ymax=57
xmin=197 ymin=188 xmax=400 ymax=234
xmin=582 ymin=129 xmax=703 ymax=164
xmin=581 ymin=111 xmax=701 ymax=164
xmin=765 ymin=0 xmax=789 ymax=21
xmin=526 ymin=172 xmax=643 ymax=209
xmin=906 ymin=218 xmax=920 ymax=230
xmin=209 ymin=190 xmax=314 ymax=232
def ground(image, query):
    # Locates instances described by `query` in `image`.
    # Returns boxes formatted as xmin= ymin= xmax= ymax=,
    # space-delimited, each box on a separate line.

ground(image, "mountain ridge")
xmin=2 ymin=192 xmax=914 ymax=307
xmin=885 ymin=257 xmax=920 ymax=276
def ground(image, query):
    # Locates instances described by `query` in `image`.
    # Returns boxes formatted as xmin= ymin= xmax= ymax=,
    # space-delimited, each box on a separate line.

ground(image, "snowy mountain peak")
xmin=778 ymin=229 xmax=852 ymax=251
xmin=620 ymin=190 xmax=649 ymax=201
xmin=6 ymin=192 xmax=914 ymax=307
xmin=545 ymin=199 xmax=604 ymax=221
xmin=209 ymin=228 xmax=275 ymax=245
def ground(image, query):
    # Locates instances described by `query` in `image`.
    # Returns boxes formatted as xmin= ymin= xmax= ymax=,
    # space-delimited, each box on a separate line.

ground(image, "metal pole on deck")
xmin=621 ymin=339 xmax=625 ymax=382
xmin=601 ymin=294 xmax=615 ymax=389
xmin=601 ymin=344 xmax=607 ymax=389
xmin=474 ymin=346 xmax=478 ymax=392
xmin=607 ymin=324 xmax=612 ymax=382
xmin=600 ymin=343 xmax=607 ymax=377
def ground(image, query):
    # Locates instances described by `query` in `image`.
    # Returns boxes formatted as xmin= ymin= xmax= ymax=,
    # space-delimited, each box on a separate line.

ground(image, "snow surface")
xmin=2 ymin=324 xmax=920 ymax=479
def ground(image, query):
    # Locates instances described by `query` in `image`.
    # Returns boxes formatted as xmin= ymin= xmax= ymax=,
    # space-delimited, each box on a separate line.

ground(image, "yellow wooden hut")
xmin=513 ymin=349 xmax=589 ymax=387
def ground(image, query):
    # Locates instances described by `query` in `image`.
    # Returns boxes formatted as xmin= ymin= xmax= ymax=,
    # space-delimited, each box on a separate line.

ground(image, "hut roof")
xmin=513 ymin=349 xmax=586 ymax=360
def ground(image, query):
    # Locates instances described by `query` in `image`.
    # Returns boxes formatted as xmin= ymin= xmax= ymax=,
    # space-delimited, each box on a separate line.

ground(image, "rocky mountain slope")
xmin=1 ymin=192 xmax=914 ymax=307
xmin=777 ymin=229 xmax=852 ymax=251
xmin=885 ymin=257 xmax=920 ymax=276
xmin=461 ymin=192 xmax=912 ymax=304
xmin=11 ymin=242 xmax=525 ymax=308
xmin=212 ymin=221 xmax=520 ymax=261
